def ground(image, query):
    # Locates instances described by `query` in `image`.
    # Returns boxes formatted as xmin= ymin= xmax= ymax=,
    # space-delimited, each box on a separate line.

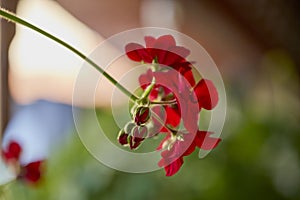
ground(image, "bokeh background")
xmin=1 ymin=0 xmax=299 ymax=199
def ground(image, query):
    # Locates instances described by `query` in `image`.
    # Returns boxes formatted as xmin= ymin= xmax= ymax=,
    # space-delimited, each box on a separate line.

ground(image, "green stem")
xmin=151 ymin=111 xmax=177 ymax=135
xmin=0 ymin=8 xmax=139 ymax=102
xmin=150 ymin=99 xmax=177 ymax=106
xmin=140 ymin=78 xmax=156 ymax=100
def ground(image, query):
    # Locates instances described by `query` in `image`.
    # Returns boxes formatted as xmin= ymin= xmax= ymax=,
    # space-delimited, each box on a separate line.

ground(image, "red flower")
xmin=158 ymin=131 xmax=221 ymax=176
xmin=123 ymin=34 xmax=221 ymax=176
xmin=2 ymin=140 xmax=44 ymax=184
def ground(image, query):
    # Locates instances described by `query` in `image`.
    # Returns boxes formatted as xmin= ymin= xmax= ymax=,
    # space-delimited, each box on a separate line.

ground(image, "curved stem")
xmin=0 ymin=8 xmax=139 ymax=102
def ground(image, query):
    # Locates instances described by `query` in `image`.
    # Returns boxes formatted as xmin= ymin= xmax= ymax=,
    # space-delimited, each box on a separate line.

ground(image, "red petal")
xmin=194 ymin=79 xmax=218 ymax=110
xmin=162 ymin=46 xmax=190 ymax=66
xmin=154 ymin=35 xmax=176 ymax=49
xmin=125 ymin=43 xmax=144 ymax=61
xmin=169 ymin=46 xmax=190 ymax=58
xmin=149 ymin=89 xmax=159 ymax=100
xmin=151 ymin=48 xmax=168 ymax=64
xmin=145 ymin=36 xmax=156 ymax=48
xmin=172 ymin=61 xmax=192 ymax=74
xmin=195 ymin=131 xmax=221 ymax=150
xmin=139 ymin=69 xmax=153 ymax=89
xmin=179 ymin=97 xmax=199 ymax=134
xmin=182 ymin=69 xmax=196 ymax=87
xmin=125 ymin=43 xmax=152 ymax=62
xmin=2 ymin=141 xmax=22 ymax=161
xmin=164 ymin=157 xmax=184 ymax=176
xmin=183 ymin=144 xmax=196 ymax=156
xmin=152 ymin=35 xmax=176 ymax=64
xmin=23 ymin=161 xmax=43 ymax=183
xmin=152 ymin=70 xmax=178 ymax=89
xmin=182 ymin=140 xmax=197 ymax=156
xmin=165 ymin=105 xmax=181 ymax=128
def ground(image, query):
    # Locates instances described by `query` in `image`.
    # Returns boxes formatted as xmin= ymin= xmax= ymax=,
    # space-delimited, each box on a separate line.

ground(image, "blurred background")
xmin=1 ymin=0 xmax=299 ymax=199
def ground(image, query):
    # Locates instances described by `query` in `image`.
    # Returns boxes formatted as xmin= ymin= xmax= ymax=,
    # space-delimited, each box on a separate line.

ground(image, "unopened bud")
xmin=134 ymin=106 xmax=150 ymax=126
xmin=117 ymin=129 xmax=129 ymax=146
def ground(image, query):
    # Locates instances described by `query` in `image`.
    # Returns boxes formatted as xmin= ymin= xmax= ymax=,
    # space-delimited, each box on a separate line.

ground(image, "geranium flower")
xmin=2 ymin=140 xmax=44 ymax=184
xmin=122 ymin=34 xmax=221 ymax=176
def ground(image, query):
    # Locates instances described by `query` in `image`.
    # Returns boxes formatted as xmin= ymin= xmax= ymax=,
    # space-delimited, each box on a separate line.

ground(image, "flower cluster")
xmin=118 ymin=35 xmax=221 ymax=176
xmin=1 ymin=141 xmax=44 ymax=184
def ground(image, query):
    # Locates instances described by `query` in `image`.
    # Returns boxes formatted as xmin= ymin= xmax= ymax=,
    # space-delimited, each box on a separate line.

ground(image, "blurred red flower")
xmin=2 ymin=140 xmax=44 ymax=184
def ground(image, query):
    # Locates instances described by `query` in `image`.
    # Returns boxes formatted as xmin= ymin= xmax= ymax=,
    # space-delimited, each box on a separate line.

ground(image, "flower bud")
xmin=134 ymin=106 xmax=150 ymax=126
xmin=117 ymin=129 xmax=129 ymax=146
xmin=129 ymin=126 xmax=148 ymax=149
xmin=124 ymin=122 xmax=136 ymax=134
